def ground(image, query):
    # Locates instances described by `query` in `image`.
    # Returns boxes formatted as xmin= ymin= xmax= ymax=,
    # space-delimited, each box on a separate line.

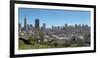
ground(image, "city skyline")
xmin=18 ymin=8 xmax=91 ymax=28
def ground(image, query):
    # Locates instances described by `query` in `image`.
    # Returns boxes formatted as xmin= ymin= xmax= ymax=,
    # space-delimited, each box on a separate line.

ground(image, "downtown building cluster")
xmin=19 ymin=16 xmax=91 ymax=47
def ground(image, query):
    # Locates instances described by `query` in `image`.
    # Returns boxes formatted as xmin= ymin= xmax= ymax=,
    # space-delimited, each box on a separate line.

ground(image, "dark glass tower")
xmin=35 ymin=19 xmax=40 ymax=30
xmin=24 ymin=16 xmax=27 ymax=31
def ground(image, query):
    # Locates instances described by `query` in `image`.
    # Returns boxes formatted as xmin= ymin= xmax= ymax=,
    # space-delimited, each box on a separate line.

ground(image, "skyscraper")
xmin=52 ymin=25 xmax=54 ymax=29
xmin=19 ymin=23 xmax=21 ymax=32
xmin=43 ymin=23 xmax=46 ymax=32
xmin=41 ymin=23 xmax=46 ymax=32
xmin=35 ymin=19 xmax=40 ymax=30
xmin=65 ymin=24 xmax=68 ymax=27
xmin=34 ymin=19 xmax=41 ymax=43
xmin=24 ymin=16 xmax=27 ymax=31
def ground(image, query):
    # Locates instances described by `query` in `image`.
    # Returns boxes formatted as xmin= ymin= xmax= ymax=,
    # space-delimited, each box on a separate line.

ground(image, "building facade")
xmin=24 ymin=16 xmax=27 ymax=31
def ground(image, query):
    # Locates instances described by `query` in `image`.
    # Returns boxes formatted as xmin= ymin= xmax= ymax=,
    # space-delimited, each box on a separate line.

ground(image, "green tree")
xmin=29 ymin=36 xmax=36 ymax=45
xmin=38 ymin=31 xmax=44 ymax=43
xmin=39 ymin=31 xmax=44 ymax=38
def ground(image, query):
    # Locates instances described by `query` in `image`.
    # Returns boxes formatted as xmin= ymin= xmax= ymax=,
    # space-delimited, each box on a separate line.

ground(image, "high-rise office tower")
xmin=24 ymin=16 xmax=27 ymax=31
xmin=34 ymin=19 xmax=41 ymax=43
xmin=65 ymin=24 xmax=68 ymax=27
xmin=52 ymin=25 xmax=54 ymax=29
xmin=35 ymin=19 xmax=40 ymax=30
xmin=42 ymin=23 xmax=46 ymax=32
xmin=19 ymin=23 xmax=21 ymax=32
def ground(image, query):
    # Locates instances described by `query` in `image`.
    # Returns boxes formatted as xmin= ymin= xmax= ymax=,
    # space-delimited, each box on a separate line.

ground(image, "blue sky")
xmin=18 ymin=8 xmax=90 ymax=28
